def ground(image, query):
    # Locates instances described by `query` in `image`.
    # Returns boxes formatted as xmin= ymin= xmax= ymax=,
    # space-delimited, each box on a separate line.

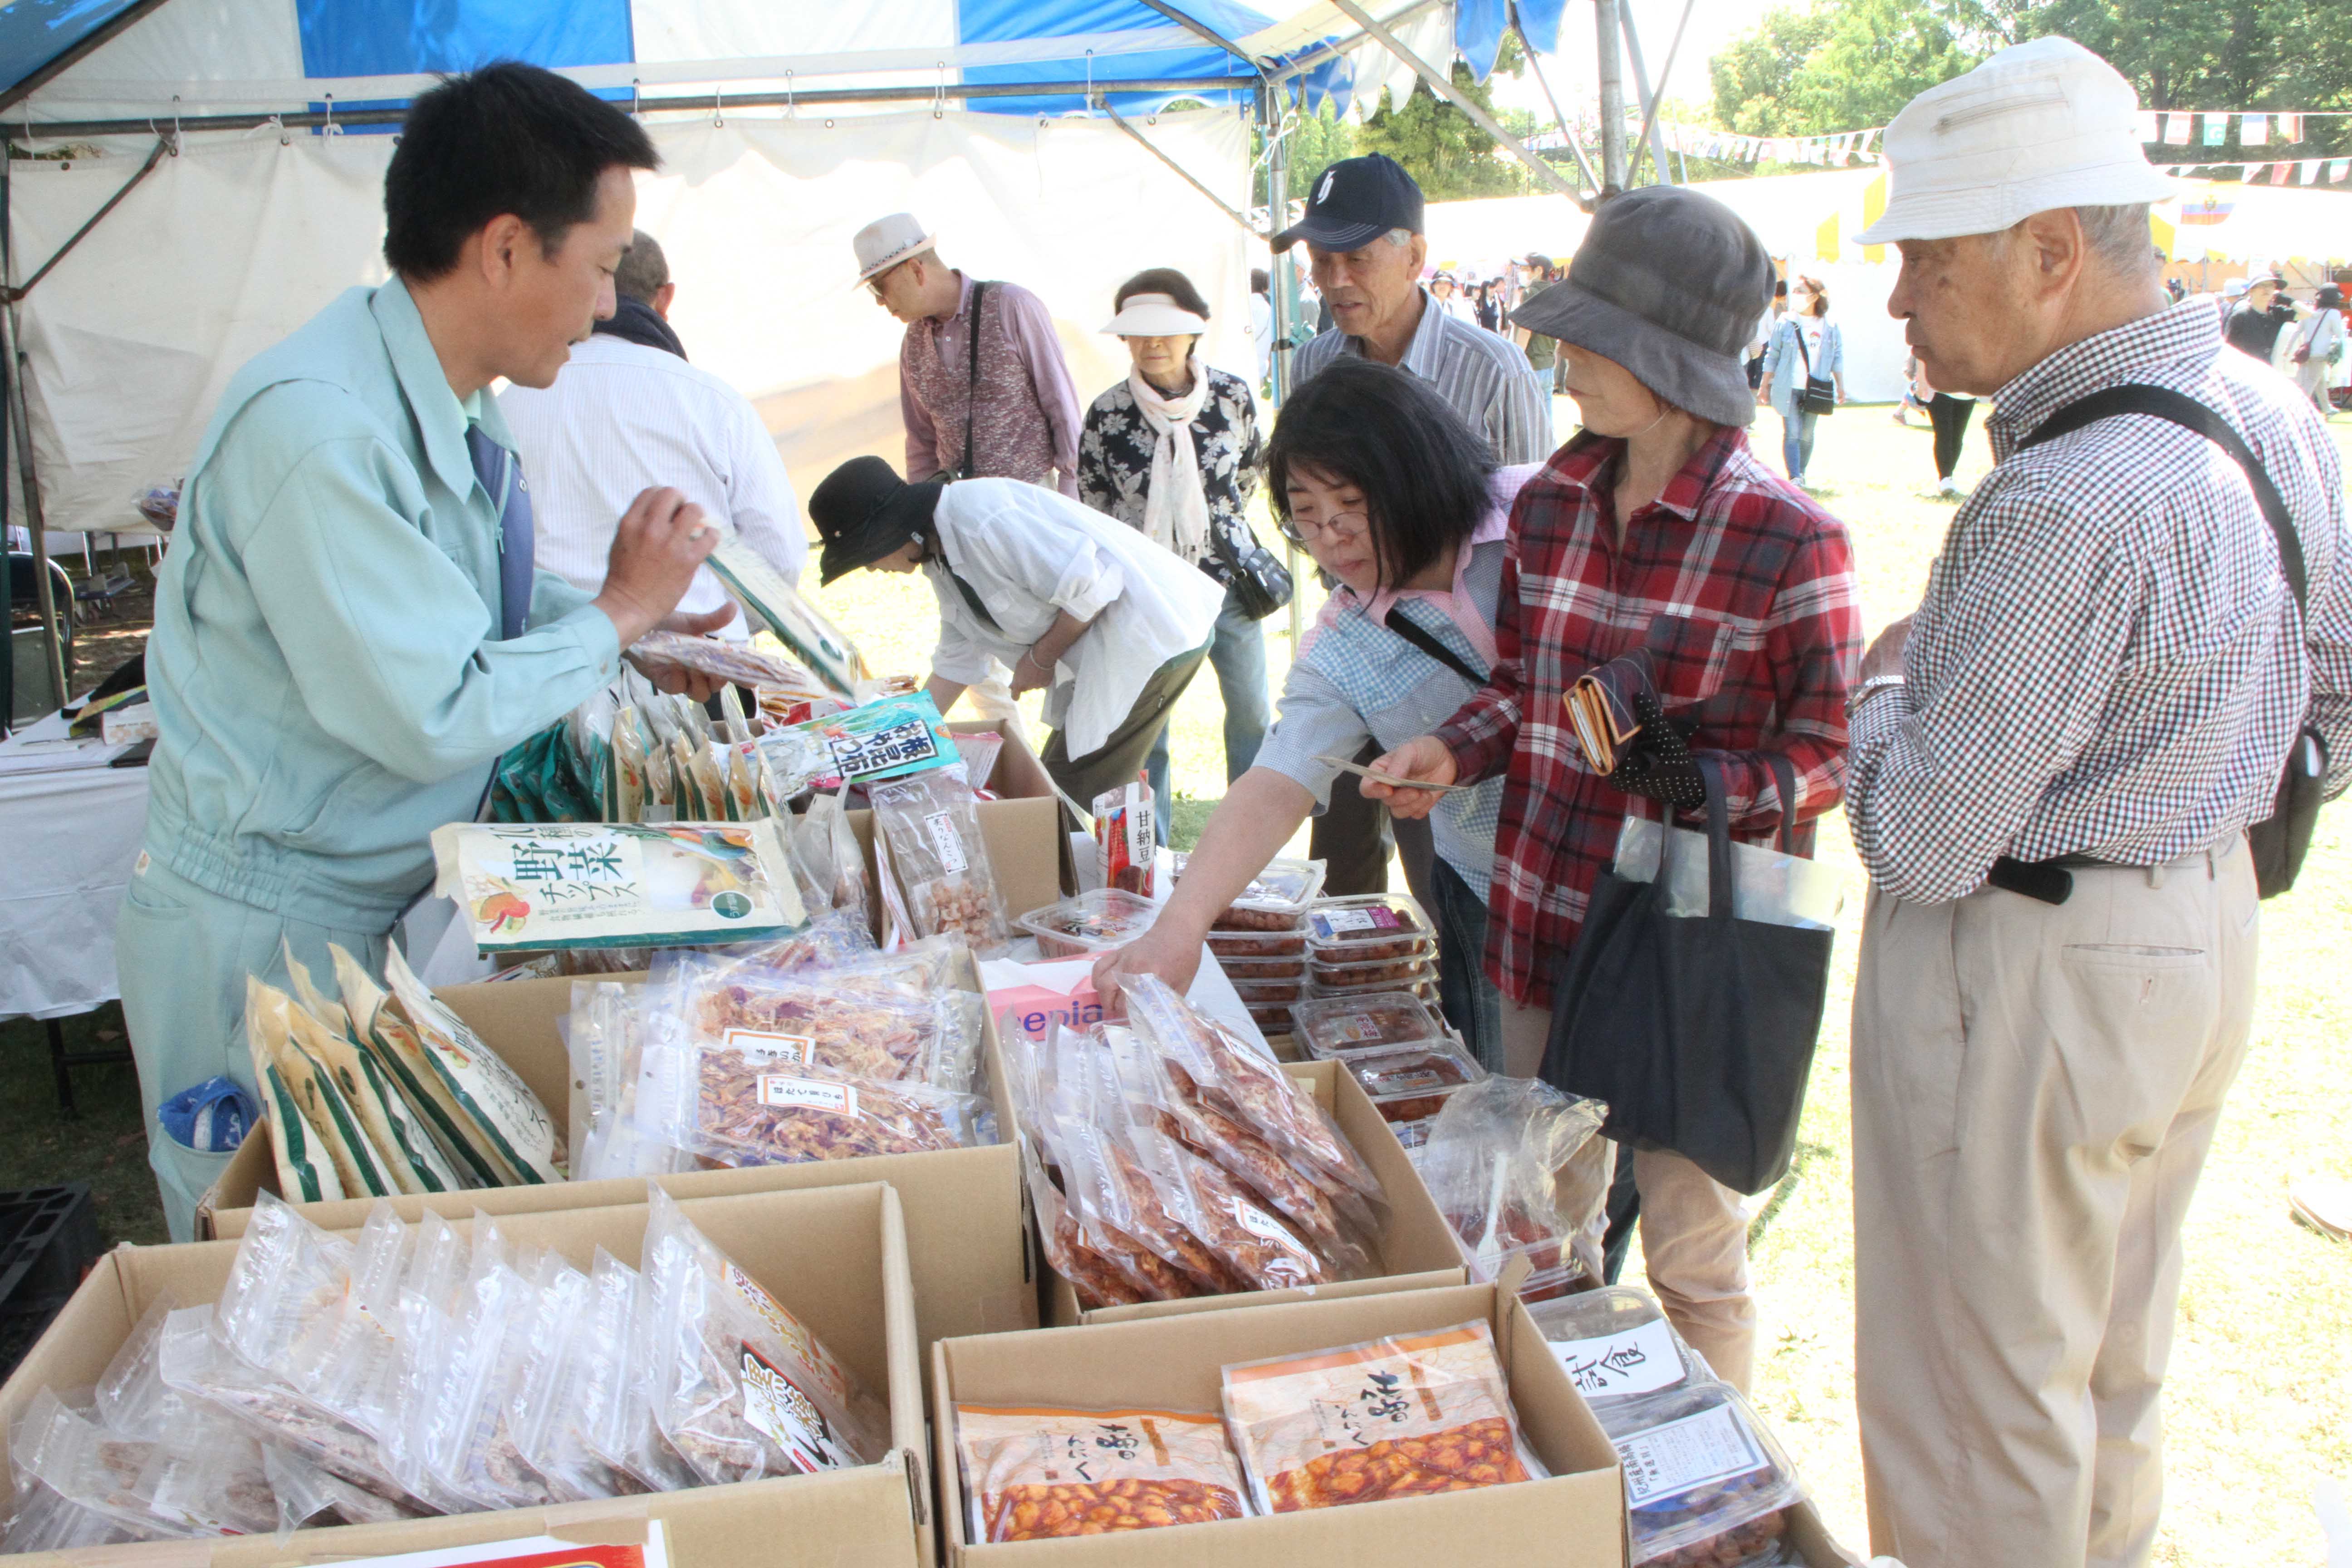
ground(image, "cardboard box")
xmin=1 ymin=1183 xmax=930 ymax=1567
xmin=1043 ymin=1059 xmax=1467 ymax=1328
xmin=935 ymin=1281 xmax=1627 ymax=1566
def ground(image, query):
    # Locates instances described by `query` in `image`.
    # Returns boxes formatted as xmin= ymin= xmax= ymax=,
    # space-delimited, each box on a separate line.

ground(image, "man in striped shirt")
xmin=1843 ymin=39 xmax=2352 ymax=1568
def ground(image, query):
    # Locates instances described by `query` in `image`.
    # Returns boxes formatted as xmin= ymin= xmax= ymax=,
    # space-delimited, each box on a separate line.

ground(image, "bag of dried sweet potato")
xmin=955 ymin=1405 xmax=1248 ymax=1543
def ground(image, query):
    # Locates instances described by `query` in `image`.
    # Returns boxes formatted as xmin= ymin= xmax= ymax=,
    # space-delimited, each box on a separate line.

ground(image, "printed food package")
xmin=284 ymin=944 xmax=463 ymax=1195
xmin=1304 ymin=895 xmax=1435 ymax=963
xmin=660 ymin=946 xmax=981 ymax=1088
xmin=1417 ymin=1077 xmax=1611 ymax=1303
xmin=1094 ymin=780 xmax=1156 ymax=896
xmin=1222 ymin=1320 xmax=1545 ymax=1513
xmin=648 ymin=1052 xmax=991 ymax=1167
xmin=758 ymin=691 xmax=960 ymax=799
xmin=431 ymin=819 xmax=809 ymax=955
xmin=623 ymin=629 xmax=821 ymax=692
xmin=1597 ymin=1381 xmax=1804 ymax=1567
xmin=1292 ymin=992 xmax=1449 ymax=1058
xmin=245 ymin=980 xmax=348 ymax=1205
xmin=956 ymin=1406 xmax=1247 ymax=1542
xmin=1526 ymin=1288 xmax=1708 ymax=1406
xmin=642 ymin=1186 xmax=890 ymax=1485
xmin=373 ymin=941 xmax=567 ymax=1186
xmin=1017 ymin=888 xmax=1160 ymax=958
xmin=705 ymin=530 xmax=867 ymax=696
xmin=871 ymin=769 xmax=1013 ymax=955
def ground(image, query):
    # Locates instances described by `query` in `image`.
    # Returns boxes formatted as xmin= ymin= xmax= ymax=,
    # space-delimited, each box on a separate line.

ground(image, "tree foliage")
xmin=1353 ymin=31 xmax=1544 ymax=201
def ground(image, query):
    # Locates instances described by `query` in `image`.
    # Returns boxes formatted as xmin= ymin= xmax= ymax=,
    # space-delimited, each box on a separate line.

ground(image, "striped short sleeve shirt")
xmin=1293 ymin=287 xmax=1555 ymax=465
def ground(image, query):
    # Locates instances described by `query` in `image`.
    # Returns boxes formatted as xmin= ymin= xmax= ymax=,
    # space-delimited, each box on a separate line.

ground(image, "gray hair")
xmin=615 ymin=229 xmax=669 ymax=303
xmin=2073 ymin=203 xmax=2157 ymax=281
xmin=1383 ymin=227 xmax=1415 ymax=248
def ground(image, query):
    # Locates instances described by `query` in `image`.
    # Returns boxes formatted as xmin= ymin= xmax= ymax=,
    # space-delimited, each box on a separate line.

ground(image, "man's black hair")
xmin=385 ymin=61 xmax=659 ymax=280
xmin=1267 ymin=358 xmax=1495 ymax=592
xmin=1113 ymin=266 xmax=1212 ymax=320
xmin=1250 ymin=268 xmax=1269 ymax=294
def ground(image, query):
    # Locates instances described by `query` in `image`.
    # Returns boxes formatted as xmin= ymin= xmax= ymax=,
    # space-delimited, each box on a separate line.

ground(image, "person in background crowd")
xmin=1078 ymin=267 xmax=1270 ymax=830
xmin=1246 ymin=267 xmax=1275 ymax=391
xmin=1745 ymin=278 xmax=1786 ymax=393
xmin=2225 ymin=272 xmax=2297 ymax=365
xmin=1892 ymin=353 xmax=1926 ymax=426
xmin=1916 ymin=357 xmax=1977 ymax=499
xmin=1097 ymin=361 xmax=1534 ymax=1070
xmin=501 ymin=228 xmax=807 ymax=637
xmin=2161 ymin=248 xmax=2185 ymax=303
xmin=1431 ymin=270 xmax=1475 ymax=323
xmin=810 ymin=457 xmax=1223 ymax=806
xmin=1841 ymin=38 xmax=2352 ymax=1568
xmin=1475 ymin=280 xmax=1502 ymax=333
xmin=1364 ymin=186 xmax=1862 ymax=1394
xmin=1517 ymin=255 xmax=1562 ymax=390
xmin=1757 ymin=274 xmax=1846 ymax=488
xmin=2290 ymin=283 xmax=2346 ymax=416
xmin=1277 ymin=154 xmax=1556 ymax=903
xmin=118 ymin=64 xmax=726 ymax=1239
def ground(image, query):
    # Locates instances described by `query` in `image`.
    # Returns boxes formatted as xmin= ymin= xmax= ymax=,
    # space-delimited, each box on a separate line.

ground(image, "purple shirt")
xmin=901 ymin=272 xmax=1083 ymax=499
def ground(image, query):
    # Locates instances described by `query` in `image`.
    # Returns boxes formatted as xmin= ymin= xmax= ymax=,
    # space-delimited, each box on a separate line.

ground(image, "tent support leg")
xmin=1616 ymin=7 xmax=1674 ymax=185
xmin=1627 ymin=0 xmax=1700 ymax=190
xmin=1 ymin=136 xmax=171 ymax=305
xmin=1262 ymin=81 xmax=1305 ymax=650
xmin=1593 ymin=0 xmax=1629 ymax=191
xmin=1099 ymin=99 xmax=1263 ymax=238
xmin=1 ymin=166 xmax=66 ymax=710
xmin=1510 ymin=4 xmax=1604 ymax=196
xmin=1326 ymin=0 xmax=1592 ymax=210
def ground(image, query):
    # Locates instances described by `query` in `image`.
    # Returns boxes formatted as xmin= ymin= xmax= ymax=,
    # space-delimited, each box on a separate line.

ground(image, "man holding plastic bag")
xmin=119 ymin=66 xmax=729 ymax=1240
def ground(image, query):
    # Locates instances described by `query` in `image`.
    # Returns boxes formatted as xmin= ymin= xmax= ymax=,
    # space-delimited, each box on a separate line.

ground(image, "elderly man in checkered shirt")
xmin=1843 ymin=39 xmax=2352 ymax=1568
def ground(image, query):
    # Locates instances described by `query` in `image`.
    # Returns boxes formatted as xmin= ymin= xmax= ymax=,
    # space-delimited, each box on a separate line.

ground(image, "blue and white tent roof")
xmin=3 ymin=0 xmax=1566 ymax=127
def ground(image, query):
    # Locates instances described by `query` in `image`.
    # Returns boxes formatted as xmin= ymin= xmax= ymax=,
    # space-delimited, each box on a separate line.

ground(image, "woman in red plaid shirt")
xmin=1371 ymin=188 xmax=1862 ymax=1391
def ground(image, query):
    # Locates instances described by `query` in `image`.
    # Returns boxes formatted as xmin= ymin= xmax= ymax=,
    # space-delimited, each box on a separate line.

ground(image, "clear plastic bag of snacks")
xmin=1417 ymin=1077 xmax=1611 ymax=1301
xmin=871 ymin=770 xmax=1012 ymax=955
xmin=643 ymin=1187 xmax=890 ymax=1485
xmin=1597 ymin=1380 xmax=1804 ymax=1566
xmin=510 ymin=1255 xmax=641 ymax=1501
xmin=1222 ymin=1320 xmax=1545 ymax=1513
xmin=579 ymin=1249 xmax=697 ymax=1494
xmin=956 ymin=1405 xmax=1247 ymax=1542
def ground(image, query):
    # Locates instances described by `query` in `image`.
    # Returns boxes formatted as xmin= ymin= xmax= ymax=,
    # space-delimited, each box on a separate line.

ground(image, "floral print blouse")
xmin=1078 ymin=365 xmax=1265 ymax=590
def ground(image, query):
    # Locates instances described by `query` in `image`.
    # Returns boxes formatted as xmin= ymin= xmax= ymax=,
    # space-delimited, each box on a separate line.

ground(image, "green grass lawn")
xmin=3 ymin=399 xmax=2342 ymax=1559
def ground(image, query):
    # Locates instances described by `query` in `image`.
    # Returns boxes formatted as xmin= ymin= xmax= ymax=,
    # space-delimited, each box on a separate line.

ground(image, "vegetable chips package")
xmin=642 ymin=1187 xmax=889 ymax=1485
xmin=955 ymin=1405 xmax=1247 ymax=1542
xmin=870 ymin=769 xmax=1010 ymax=955
xmin=245 ymin=980 xmax=346 ymax=1205
xmin=375 ymin=942 xmax=565 ymax=1186
xmin=281 ymin=953 xmax=459 ymax=1196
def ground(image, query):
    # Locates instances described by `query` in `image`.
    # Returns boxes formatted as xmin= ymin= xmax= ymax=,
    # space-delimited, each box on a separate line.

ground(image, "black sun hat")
xmin=809 ymin=456 xmax=944 ymax=585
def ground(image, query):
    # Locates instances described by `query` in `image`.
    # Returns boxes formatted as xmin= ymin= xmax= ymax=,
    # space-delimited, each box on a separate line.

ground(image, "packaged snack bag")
xmin=956 ymin=1405 xmax=1247 ymax=1542
xmin=1093 ymin=780 xmax=1155 ymax=896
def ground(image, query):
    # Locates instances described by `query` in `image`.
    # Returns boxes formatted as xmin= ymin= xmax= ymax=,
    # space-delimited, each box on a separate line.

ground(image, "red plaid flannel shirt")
xmin=1433 ymin=425 xmax=1862 ymax=1006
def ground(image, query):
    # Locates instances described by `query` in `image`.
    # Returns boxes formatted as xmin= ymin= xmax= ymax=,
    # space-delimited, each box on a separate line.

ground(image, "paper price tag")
xmin=924 ymin=809 xmax=971 ymax=874
xmin=1328 ymin=1012 xmax=1383 ymax=1043
xmin=757 ymin=1076 xmax=857 ymax=1114
xmin=1547 ymin=1318 xmax=1686 ymax=1399
xmin=1612 ymin=1404 xmax=1769 ymax=1506
xmin=724 ymin=1028 xmax=813 ymax=1063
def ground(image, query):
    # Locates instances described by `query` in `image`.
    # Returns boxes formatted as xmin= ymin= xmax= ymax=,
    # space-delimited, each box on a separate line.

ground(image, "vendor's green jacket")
xmin=142 ymin=278 xmax=622 ymax=926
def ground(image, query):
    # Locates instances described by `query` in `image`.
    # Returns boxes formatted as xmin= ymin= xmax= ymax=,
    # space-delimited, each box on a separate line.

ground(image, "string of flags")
xmin=2165 ymin=157 xmax=2352 ymax=188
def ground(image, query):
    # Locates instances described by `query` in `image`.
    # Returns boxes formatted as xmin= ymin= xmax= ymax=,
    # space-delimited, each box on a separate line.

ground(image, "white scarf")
xmin=1127 ymin=355 xmax=1213 ymax=564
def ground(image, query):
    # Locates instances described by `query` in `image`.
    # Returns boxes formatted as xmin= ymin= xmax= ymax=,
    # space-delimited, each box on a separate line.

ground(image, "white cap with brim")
xmin=852 ymin=212 xmax=936 ymax=285
xmin=1855 ymin=36 xmax=2171 ymax=246
xmin=1100 ymin=293 xmax=1209 ymax=336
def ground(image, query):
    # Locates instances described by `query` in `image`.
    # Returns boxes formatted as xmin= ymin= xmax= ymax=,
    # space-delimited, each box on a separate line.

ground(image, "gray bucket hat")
xmin=1510 ymin=186 xmax=1774 ymax=428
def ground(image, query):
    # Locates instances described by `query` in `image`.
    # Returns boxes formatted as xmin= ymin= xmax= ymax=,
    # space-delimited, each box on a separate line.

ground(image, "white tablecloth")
xmin=0 ymin=751 xmax=150 ymax=1021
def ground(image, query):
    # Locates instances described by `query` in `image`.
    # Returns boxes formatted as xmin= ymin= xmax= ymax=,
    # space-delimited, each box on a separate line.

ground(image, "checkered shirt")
xmin=1846 ymin=298 xmax=2352 ymax=906
xmin=1433 ymin=425 xmax=1864 ymax=1007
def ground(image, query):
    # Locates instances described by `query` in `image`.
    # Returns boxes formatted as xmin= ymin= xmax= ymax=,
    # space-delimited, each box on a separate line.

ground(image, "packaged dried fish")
xmin=9 ymin=1389 xmax=184 ymax=1539
xmin=643 ymin=1187 xmax=889 ymax=1485
xmin=649 ymin=1047 xmax=991 ymax=1167
xmin=510 ymin=1255 xmax=640 ymax=1502
xmin=159 ymin=1307 xmax=410 ymax=1505
xmin=625 ymin=629 xmax=822 ymax=691
xmin=870 ymin=770 xmax=1011 ymax=955
xmin=956 ymin=1405 xmax=1247 ymax=1542
xmin=136 ymin=1406 xmax=278 ymax=1538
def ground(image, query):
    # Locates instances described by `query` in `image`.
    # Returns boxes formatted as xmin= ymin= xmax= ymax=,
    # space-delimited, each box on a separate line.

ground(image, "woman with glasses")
xmin=1093 ymin=358 xmax=1537 ymax=1069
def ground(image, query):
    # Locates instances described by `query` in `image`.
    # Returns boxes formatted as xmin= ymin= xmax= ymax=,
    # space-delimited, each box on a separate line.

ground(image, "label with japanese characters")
xmin=924 ymin=810 xmax=971 ymax=874
xmin=1310 ymin=905 xmax=1407 ymax=939
xmin=1612 ymin=1402 xmax=1769 ymax=1506
xmin=739 ymin=1343 xmax=858 ymax=1473
xmin=724 ymin=1028 xmax=813 ymax=1063
xmin=1547 ymin=1318 xmax=1686 ymax=1400
xmin=433 ymin=819 xmax=807 ymax=953
xmin=757 ymin=1075 xmax=857 ymax=1113
xmin=1324 ymin=1011 xmax=1385 ymax=1043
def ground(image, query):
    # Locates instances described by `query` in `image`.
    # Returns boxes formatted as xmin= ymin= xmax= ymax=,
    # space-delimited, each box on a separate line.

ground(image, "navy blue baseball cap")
xmin=1273 ymin=154 xmax=1425 ymax=253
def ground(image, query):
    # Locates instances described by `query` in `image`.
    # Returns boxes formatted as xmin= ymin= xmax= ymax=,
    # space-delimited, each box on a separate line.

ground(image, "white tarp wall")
xmin=10 ymin=106 xmax=1252 ymax=534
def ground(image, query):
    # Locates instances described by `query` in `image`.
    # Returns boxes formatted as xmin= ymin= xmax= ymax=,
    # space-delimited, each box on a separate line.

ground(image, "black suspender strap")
xmin=2018 ymin=383 xmax=2306 ymax=608
xmin=1378 ymin=603 xmax=1488 ymax=687
xmin=957 ymin=280 xmax=988 ymax=481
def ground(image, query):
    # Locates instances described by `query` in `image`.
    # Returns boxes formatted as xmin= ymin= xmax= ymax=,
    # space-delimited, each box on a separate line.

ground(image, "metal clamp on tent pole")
xmin=1 ymin=135 xmax=173 ymax=304
xmin=1098 ymin=97 xmax=1265 ymax=239
xmin=713 ymin=87 xmax=723 ymax=128
xmin=322 ymin=94 xmax=334 ymax=135
xmin=934 ymin=62 xmax=947 ymax=119
xmin=631 ymin=78 xmax=641 ymax=117
xmin=784 ymin=72 xmax=794 ymax=117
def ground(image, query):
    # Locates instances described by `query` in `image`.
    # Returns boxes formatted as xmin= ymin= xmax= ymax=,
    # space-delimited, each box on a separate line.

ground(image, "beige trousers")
xmin=1499 ymin=998 xmax=1759 ymax=1392
xmin=1851 ymin=841 xmax=2259 ymax=1568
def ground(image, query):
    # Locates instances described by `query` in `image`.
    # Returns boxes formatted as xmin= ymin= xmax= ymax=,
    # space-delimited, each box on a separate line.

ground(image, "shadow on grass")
xmin=1748 ymin=1135 xmax=1836 ymax=1251
xmin=0 ymin=1004 xmax=166 ymax=1247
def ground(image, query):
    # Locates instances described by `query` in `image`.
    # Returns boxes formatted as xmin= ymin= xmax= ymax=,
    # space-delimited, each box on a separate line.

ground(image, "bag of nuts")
xmin=870 ymin=770 xmax=1012 ymax=956
xmin=955 ymin=1405 xmax=1248 ymax=1543
xmin=1222 ymin=1319 xmax=1546 ymax=1514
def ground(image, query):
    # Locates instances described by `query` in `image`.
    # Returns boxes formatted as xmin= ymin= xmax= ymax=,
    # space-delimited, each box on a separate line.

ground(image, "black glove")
xmin=1606 ymin=690 xmax=1706 ymax=809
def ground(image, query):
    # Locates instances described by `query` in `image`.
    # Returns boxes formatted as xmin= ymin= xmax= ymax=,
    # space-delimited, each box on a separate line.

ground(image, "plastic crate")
xmin=0 ymin=1183 xmax=101 ymax=1318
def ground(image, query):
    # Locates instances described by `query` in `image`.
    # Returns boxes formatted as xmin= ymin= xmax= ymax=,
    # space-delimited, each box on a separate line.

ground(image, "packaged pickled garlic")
xmin=1221 ymin=1320 xmax=1546 ymax=1513
xmin=955 ymin=1405 xmax=1247 ymax=1543
xmin=430 ymin=819 xmax=808 ymax=956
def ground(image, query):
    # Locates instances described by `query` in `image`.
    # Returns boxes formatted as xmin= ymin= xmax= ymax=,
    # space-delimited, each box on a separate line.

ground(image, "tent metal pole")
xmin=1326 ymin=0 xmax=1592 ymax=210
xmin=1616 ymin=5 xmax=1674 ymax=185
xmin=1592 ymin=0 xmax=1629 ymax=191
xmin=1509 ymin=4 xmax=1603 ymax=198
xmin=1099 ymin=98 xmax=1263 ymax=236
xmin=20 ymin=78 xmax=1248 ymax=139
xmin=1 ymin=168 xmax=66 ymax=710
xmin=1263 ymin=0 xmax=1450 ymax=85
xmin=0 ymin=0 xmax=183 ymax=116
xmin=1628 ymin=0 xmax=1700 ymax=190
xmin=2 ymin=135 xmax=171 ymax=304
xmin=1263 ymin=80 xmax=1304 ymax=649
xmin=1127 ymin=0 xmax=1265 ymax=70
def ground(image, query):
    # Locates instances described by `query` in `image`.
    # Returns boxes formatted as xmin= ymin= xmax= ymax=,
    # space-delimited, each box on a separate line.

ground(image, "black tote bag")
xmin=1542 ymin=755 xmax=1833 ymax=1196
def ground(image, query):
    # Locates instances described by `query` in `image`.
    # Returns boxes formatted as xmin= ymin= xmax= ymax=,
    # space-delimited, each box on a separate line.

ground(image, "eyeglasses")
xmin=1277 ymin=510 xmax=1369 ymax=548
xmin=866 ymin=261 xmax=907 ymax=302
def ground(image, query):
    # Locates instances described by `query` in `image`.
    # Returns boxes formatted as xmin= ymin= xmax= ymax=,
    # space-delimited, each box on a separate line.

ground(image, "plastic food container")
xmin=1215 ymin=955 xmax=1307 ymax=980
xmin=1205 ymin=926 xmax=1308 ymax=958
xmin=1525 ymin=1287 xmax=1708 ymax=1406
xmin=1177 ymin=855 xmax=1328 ymax=925
xmin=1245 ymin=1003 xmax=1297 ymax=1035
xmin=1016 ymin=888 xmax=1161 ymax=958
xmin=1293 ymin=992 xmax=1448 ymax=1058
xmin=1304 ymin=894 xmax=1434 ymax=963
xmin=1303 ymin=970 xmax=1438 ymax=1004
xmin=1309 ymin=952 xmax=1438 ymax=990
xmin=1343 ymin=1041 xmax=1486 ymax=1124
xmin=1595 ymin=1381 xmax=1805 ymax=1568
xmin=1231 ymin=978 xmax=1303 ymax=1005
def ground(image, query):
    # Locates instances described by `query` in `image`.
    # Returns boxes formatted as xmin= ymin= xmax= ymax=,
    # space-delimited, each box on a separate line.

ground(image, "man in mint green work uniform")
xmin=119 ymin=64 xmax=730 ymax=1238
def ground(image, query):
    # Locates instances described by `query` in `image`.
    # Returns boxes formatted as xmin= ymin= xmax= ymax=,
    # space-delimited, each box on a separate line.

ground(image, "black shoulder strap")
xmin=1379 ymin=602 xmax=1488 ymax=687
xmin=1766 ymin=753 xmax=1799 ymax=854
xmin=959 ymin=281 xmax=987 ymax=481
xmin=2019 ymin=383 xmax=2306 ymax=608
